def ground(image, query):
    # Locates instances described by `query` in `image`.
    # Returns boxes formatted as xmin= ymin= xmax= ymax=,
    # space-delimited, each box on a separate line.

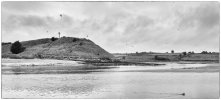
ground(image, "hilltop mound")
xmin=2 ymin=37 xmax=114 ymax=60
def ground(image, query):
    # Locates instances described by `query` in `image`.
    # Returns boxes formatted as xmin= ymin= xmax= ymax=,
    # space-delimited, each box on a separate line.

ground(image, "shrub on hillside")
xmin=73 ymin=38 xmax=80 ymax=42
xmin=51 ymin=37 xmax=58 ymax=41
xmin=79 ymin=42 xmax=83 ymax=46
xmin=10 ymin=41 xmax=25 ymax=54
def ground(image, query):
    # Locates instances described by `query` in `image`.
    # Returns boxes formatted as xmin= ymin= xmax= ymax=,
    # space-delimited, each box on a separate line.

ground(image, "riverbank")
xmin=2 ymin=58 xmax=83 ymax=67
xmin=2 ymin=58 xmax=117 ymax=74
xmin=2 ymin=58 xmax=219 ymax=74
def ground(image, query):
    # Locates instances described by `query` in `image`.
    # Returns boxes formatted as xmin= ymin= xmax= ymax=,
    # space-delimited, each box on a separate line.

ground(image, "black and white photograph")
xmin=1 ymin=1 xmax=220 ymax=99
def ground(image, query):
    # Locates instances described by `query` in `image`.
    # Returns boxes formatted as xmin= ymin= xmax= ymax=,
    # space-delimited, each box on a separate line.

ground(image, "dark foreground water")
xmin=2 ymin=71 xmax=219 ymax=99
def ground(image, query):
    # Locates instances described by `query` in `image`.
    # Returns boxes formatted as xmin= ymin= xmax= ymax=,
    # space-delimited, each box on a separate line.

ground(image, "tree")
xmin=182 ymin=52 xmax=187 ymax=56
xmin=51 ymin=37 xmax=57 ymax=41
xmin=72 ymin=38 xmax=79 ymax=42
xmin=171 ymin=50 xmax=174 ymax=53
xmin=10 ymin=41 xmax=25 ymax=54
xmin=201 ymin=51 xmax=208 ymax=54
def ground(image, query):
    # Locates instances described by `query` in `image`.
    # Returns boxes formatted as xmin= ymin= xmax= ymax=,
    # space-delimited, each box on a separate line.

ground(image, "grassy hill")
xmin=2 ymin=37 xmax=114 ymax=60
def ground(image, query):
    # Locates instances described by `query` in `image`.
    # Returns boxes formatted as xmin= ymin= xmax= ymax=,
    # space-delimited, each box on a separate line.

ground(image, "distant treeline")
xmin=134 ymin=50 xmax=218 ymax=55
xmin=2 ymin=42 xmax=11 ymax=45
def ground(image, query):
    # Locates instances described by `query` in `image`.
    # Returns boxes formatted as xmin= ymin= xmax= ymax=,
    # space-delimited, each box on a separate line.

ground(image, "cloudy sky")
xmin=2 ymin=1 xmax=220 ymax=53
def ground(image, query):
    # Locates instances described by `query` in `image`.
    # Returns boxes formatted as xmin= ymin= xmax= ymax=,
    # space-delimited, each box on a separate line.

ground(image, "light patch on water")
xmin=106 ymin=63 xmax=212 ymax=72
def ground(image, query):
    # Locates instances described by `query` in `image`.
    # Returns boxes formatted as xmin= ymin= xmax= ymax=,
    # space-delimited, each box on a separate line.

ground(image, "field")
xmin=113 ymin=53 xmax=219 ymax=62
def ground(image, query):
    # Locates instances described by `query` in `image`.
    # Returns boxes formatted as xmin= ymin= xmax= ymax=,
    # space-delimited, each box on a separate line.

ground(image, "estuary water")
xmin=2 ymin=63 xmax=220 ymax=99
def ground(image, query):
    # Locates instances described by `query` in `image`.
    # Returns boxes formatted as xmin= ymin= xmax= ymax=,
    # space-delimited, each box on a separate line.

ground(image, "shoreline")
xmin=1 ymin=58 xmax=84 ymax=67
xmin=1 ymin=58 xmax=219 ymax=74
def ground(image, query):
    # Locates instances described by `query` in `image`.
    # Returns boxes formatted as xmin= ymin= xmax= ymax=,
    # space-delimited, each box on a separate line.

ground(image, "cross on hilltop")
xmin=58 ymin=32 xmax=61 ymax=38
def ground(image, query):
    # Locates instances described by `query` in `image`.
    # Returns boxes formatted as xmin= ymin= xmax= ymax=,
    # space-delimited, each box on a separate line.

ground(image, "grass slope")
xmin=2 ymin=37 xmax=113 ymax=59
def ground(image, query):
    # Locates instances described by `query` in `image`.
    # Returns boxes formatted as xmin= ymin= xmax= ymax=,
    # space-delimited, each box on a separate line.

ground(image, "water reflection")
xmin=2 ymin=72 xmax=219 ymax=99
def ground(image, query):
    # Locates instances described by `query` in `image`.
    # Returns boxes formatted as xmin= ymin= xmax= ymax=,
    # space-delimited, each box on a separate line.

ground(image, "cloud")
xmin=171 ymin=2 xmax=219 ymax=51
xmin=178 ymin=2 xmax=219 ymax=30
xmin=2 ymin=2 xmax=220 ymax=53
xmin=2 ymin=1 xmax=46 ymax=12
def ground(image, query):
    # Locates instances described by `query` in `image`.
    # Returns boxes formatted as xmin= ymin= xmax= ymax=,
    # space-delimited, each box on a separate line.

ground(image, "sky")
xmin=2 ymin=1 xmax=220 ymax=53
